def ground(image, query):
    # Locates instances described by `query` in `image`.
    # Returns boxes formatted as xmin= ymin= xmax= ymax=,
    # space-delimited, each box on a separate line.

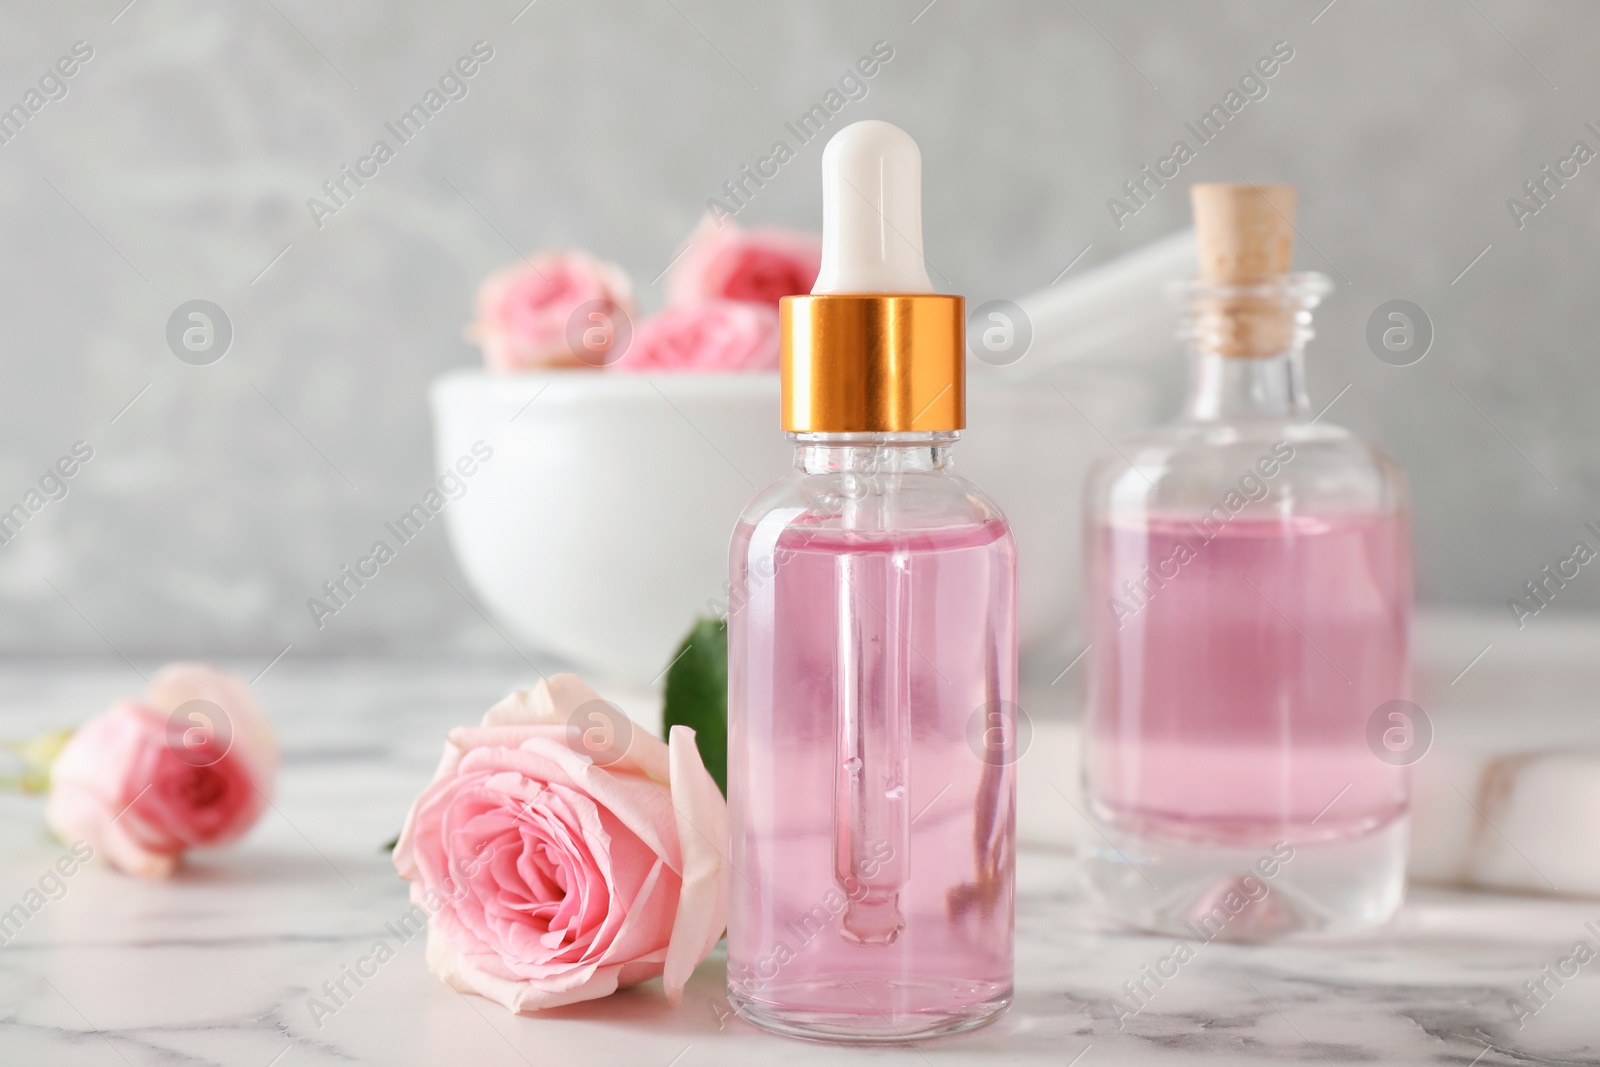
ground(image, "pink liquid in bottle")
xmin=728 ymin=517 xmax=1016 ymax=1040
xmin=1085 ymin=510 xmax=1412 ymax=933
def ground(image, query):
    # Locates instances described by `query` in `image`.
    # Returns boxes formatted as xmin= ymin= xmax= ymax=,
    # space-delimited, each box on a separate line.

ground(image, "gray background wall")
xmin=1 ymin=0 xmax=1595 ymax=661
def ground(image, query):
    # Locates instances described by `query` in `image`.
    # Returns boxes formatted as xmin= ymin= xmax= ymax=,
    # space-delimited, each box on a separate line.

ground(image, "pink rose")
xmin=393 ymin=674 xmax=727 ymax=1012
xmin=667 ymin=217 xmax=821 ymax=308
xmin=615 ymin=299 xmax=780 ymax=373
xmin=471 ymin=251 xmax=635 ymax=372
xmin=44 ymin=663 xmax=277 ymax=879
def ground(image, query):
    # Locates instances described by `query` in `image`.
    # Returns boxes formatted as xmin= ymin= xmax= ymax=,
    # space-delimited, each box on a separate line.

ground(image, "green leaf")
xmin=0 ymin=728 xmax=75 ymax=795
xmin=662 ymin=616 xmax=728 ymax=795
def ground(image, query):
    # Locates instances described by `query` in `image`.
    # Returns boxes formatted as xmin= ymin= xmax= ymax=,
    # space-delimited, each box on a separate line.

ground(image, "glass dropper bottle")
xmin=725 ymin=120 xmax=1018 ymax=1042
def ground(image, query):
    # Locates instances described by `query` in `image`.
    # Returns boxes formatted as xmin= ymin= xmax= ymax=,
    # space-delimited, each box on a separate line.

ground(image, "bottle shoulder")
xmin=1087 ymin=418 xmax=1409 ymax=520
xmin=738 ymin=463 xmax=1012 ymax=536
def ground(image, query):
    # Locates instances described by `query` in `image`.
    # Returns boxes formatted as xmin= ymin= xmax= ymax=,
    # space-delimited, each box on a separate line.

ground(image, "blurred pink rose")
xmin=44 ymin=663 xmax=277 ymax=879
xmin=616 ymin=299 xmax=780 ymax=373
xmin=471 ymin=251 xmax=635 ymax=372
xmin=667 ymin=217 xmax=821 ymax=308
xmin=393 ymin=674 xmax=727 ymax=1012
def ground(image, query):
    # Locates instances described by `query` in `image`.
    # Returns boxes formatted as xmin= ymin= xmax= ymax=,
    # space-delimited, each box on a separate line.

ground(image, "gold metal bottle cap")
xmin=780 ymin=293 xmax=965 ymax=433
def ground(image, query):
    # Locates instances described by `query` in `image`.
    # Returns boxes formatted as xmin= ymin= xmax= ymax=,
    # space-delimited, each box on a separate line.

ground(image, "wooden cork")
xmin=1192 ymin=183 xmax=1296 ymax=282
xmin=1190 ymin=183 xmax=1298 ymax=357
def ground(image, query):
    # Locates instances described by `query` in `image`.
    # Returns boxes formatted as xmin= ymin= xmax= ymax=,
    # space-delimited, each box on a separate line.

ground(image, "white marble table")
xmin=2 ymin=613 xmax=1598 ymax=1065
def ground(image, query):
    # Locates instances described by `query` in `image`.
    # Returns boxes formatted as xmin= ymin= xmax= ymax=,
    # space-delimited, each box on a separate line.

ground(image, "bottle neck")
xmin=790 ymin=431 xmax=957 ymax=475
xmin=1174 ymin=272 xmax=1328 ymax=423
xmin=1183 ymin=349 xmax=1310 ymax=421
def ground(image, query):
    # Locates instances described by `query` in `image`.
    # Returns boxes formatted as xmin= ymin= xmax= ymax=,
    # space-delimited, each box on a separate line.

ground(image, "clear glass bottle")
xmin=726 ymin=120 xmax=1017 ymax=1041
xmin=1082 ymin=186 xmax=1412 ymax=939
xmin=727 ymin=432 xmax=1016 ymax=1040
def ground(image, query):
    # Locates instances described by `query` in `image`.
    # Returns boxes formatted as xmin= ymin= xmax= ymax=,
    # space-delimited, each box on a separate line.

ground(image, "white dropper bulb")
xmin=812 ymin=120 xmax=935 ymax=295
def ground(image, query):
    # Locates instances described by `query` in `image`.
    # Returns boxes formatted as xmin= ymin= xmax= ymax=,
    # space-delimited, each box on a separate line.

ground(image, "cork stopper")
xmin=1189 ymin=183 xmax=1298 ymax=358
xmin=1192 ymin=184 xmax=1296 ymax=282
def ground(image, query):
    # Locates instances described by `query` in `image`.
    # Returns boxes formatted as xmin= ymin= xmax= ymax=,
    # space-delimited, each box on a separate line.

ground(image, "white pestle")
xmin=990 ymin=229 xmax=1198 ymax=378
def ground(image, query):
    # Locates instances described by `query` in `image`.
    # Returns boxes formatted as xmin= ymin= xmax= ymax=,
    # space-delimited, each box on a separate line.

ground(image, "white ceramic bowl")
xmin=431 ymin=368 xmax=1158 ymax=683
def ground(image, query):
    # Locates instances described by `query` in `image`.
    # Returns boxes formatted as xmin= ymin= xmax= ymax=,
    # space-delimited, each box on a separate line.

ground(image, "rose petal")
xmin=662 ymin=724 xmax=729 ymax=1001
